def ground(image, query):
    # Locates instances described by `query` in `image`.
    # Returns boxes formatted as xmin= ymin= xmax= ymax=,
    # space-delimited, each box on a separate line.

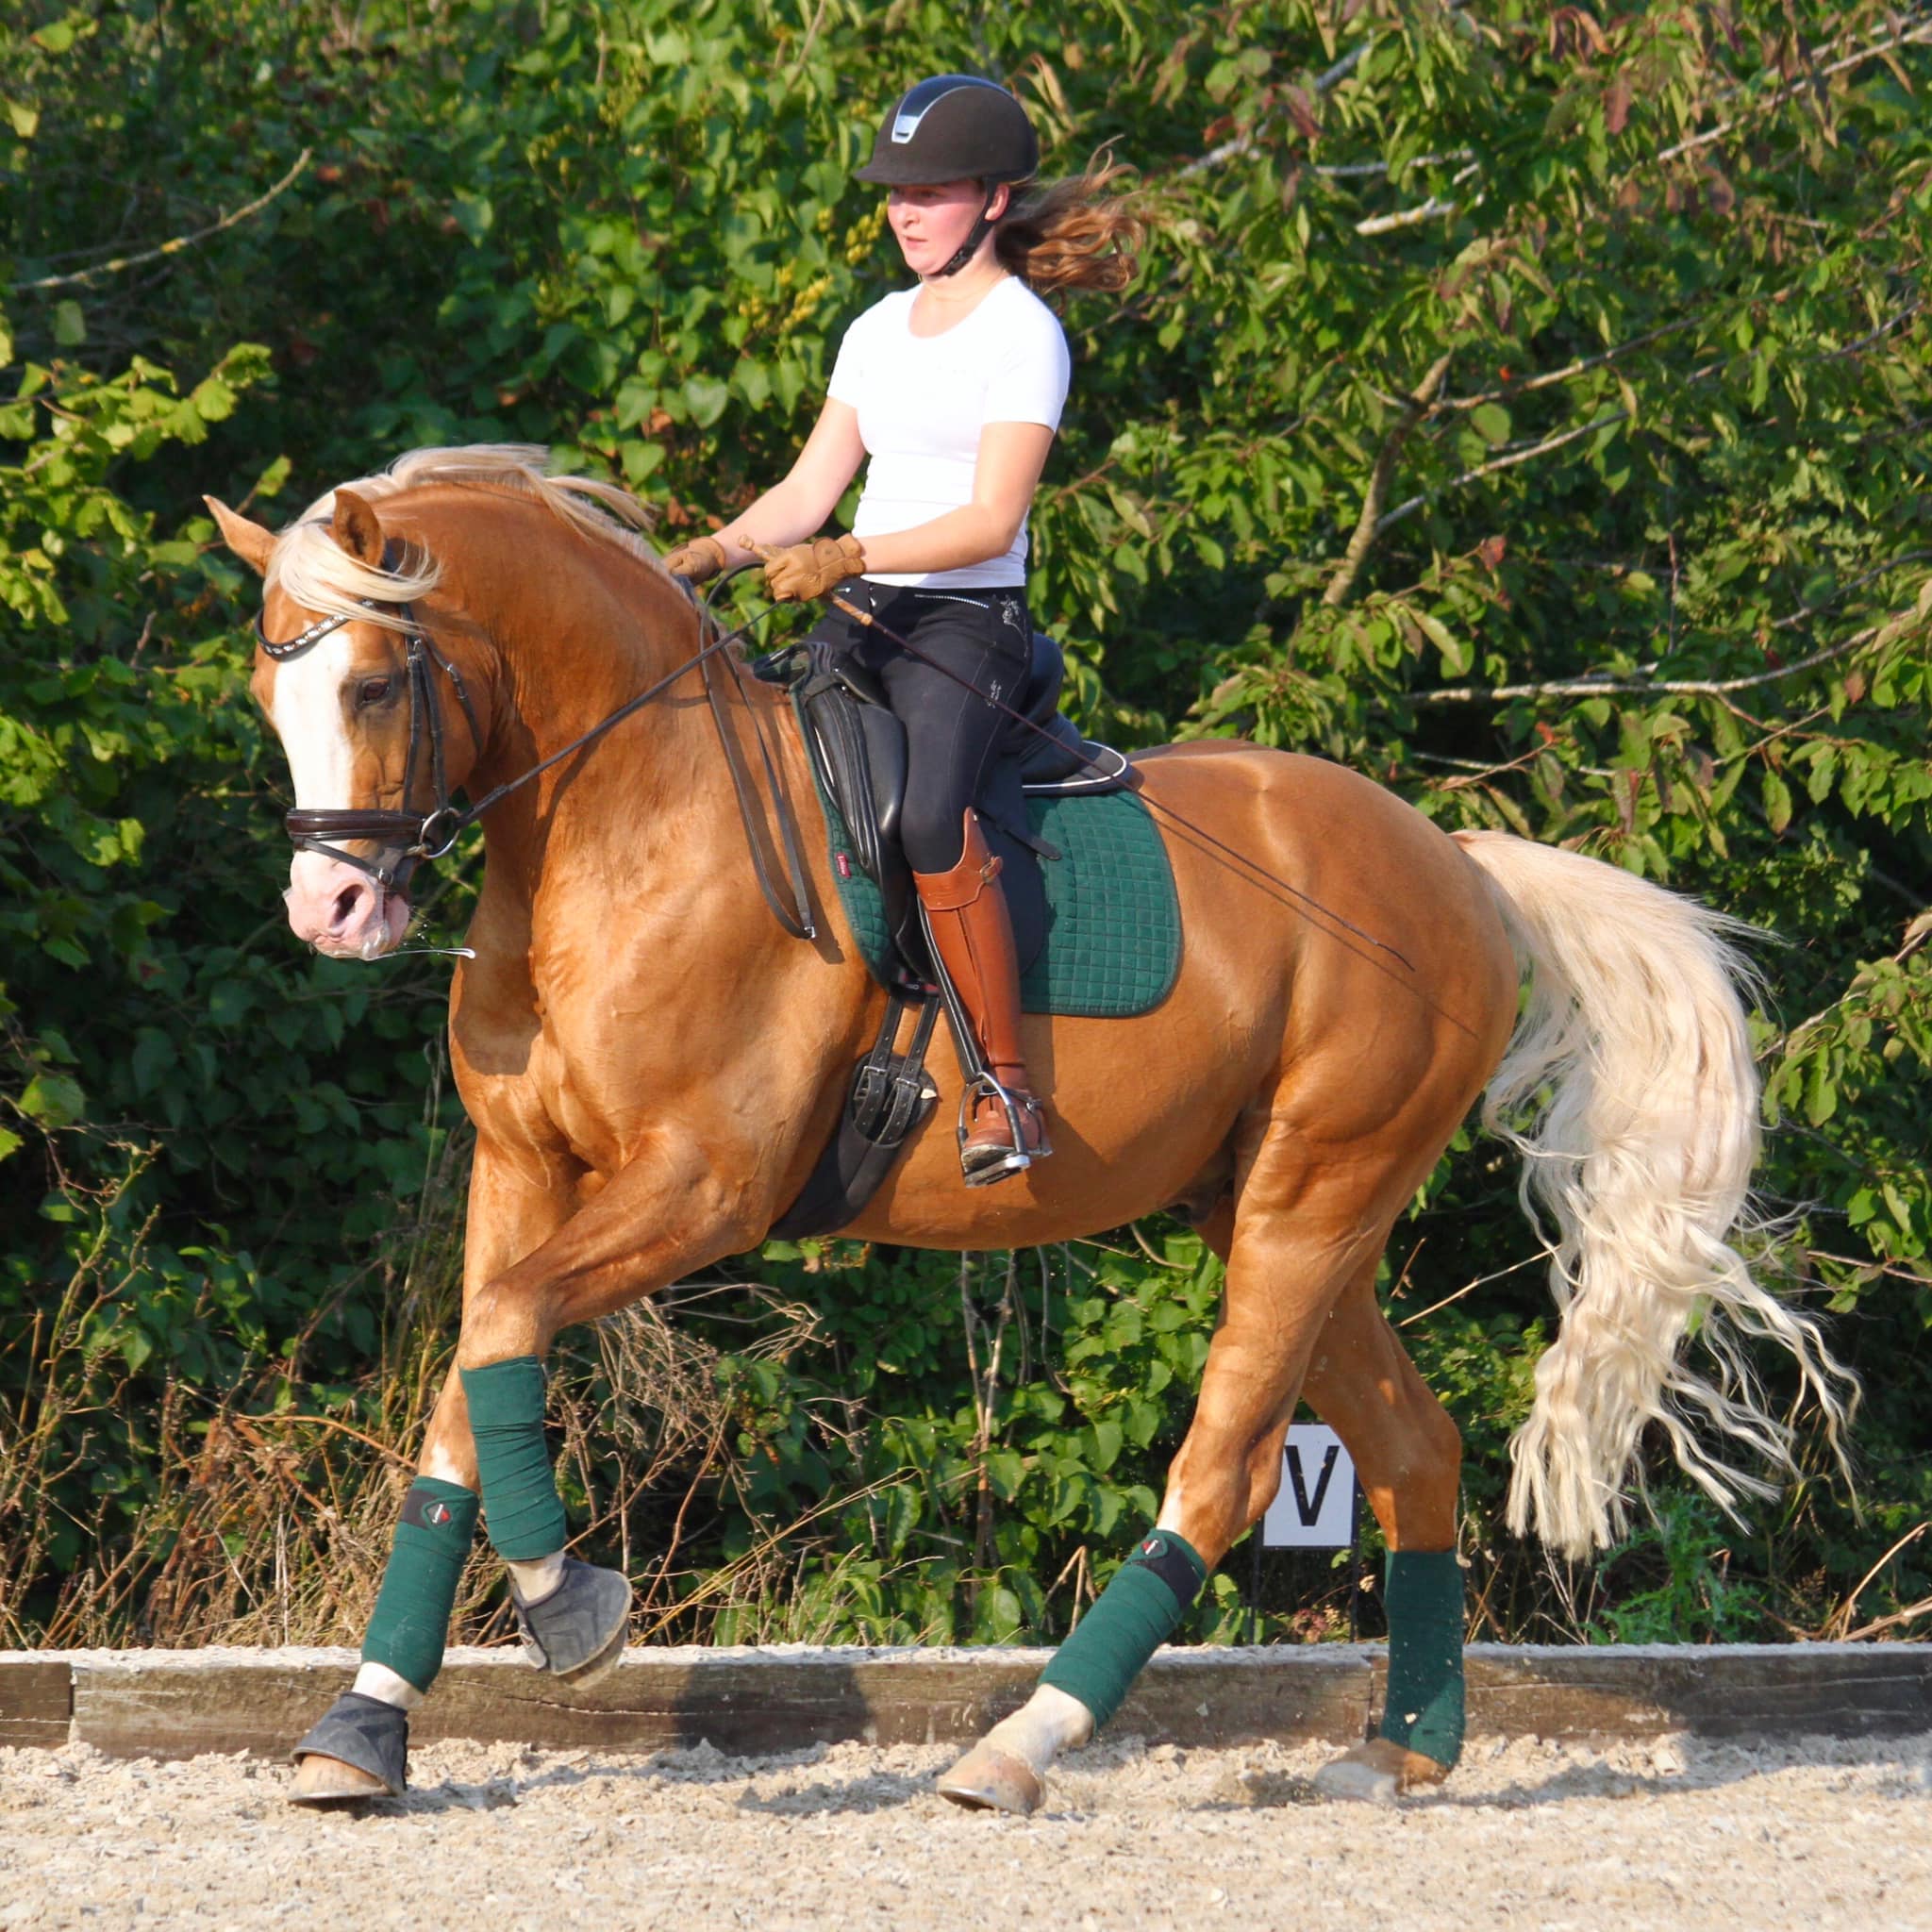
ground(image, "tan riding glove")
xmin=661 ymin=534 xmax=726 ymax=582
xmin=756 ymin=534 xmax=867 ymax=603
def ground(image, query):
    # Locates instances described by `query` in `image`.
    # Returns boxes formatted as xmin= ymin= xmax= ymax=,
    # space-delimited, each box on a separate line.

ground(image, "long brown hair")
xmin=993 ymin=154 xmax=1144 ymax=299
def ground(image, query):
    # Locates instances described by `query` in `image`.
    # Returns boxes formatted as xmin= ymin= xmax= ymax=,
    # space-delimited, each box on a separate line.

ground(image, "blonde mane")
xmin=267 ymin=444 xmax=664 ymax=632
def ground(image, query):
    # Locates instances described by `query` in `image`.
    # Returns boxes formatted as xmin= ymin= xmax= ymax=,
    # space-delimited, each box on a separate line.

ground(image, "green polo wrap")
xmin=1379 ymin=1548 xmax=1467 ymax=1766
xmin=459 ymin=1356 xmax=568 ymax=1561
xmin=1039 ymin=1529 xmax=1207 ymax=1732
xmin=361 ymin=1476 xmax=478 ymax=1693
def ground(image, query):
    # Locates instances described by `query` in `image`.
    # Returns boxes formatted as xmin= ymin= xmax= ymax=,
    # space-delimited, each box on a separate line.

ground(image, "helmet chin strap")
xmin=932 ymin=187 xmax=999 ymax=278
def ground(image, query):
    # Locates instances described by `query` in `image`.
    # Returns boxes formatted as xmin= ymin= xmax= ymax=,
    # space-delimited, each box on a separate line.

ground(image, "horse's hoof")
xmin=290 ymin=1752 xmax=393 ymax=1806
xmin=512 ymin=1556 xmax=631 ymax=1685
xmin=1311 ymin=1736 xmax=1452 ymax=1805
xmin=936 ymin=1742 xmax=1044 ymax=1816
xmin=289 ymin=1691 xmax=408 ymax=1804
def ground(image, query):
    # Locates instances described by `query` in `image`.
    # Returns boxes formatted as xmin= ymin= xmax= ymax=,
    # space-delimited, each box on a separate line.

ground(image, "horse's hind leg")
xmin=940 ymin=1120 xmax=1425 ymax=1815
xmin=1299 ymin=1278 xmax=1468 ymax=1802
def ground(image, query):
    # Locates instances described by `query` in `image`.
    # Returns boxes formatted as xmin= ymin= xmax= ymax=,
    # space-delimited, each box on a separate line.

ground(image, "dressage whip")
xmin=350 ymin=558 xmax=1424 ymax=990
xmin=815 ymin=587 xmax=1419 ymax=975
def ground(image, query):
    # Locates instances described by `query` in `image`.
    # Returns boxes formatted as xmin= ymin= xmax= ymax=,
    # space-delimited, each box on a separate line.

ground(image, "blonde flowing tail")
xmin=1453 ymin=831 xmax=1857 ymax=1558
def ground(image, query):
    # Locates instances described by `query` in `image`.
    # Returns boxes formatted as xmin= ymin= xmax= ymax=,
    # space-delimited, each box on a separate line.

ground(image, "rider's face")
xmin=887 ymin=179 xmax=1008 ymax=276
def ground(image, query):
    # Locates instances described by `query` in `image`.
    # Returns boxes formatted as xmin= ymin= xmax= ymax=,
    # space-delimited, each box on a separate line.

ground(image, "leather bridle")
xmin=254 ymin=557 xmax=816 ymax=939
xmin=256 ymin=584 xmax=482 ymax=894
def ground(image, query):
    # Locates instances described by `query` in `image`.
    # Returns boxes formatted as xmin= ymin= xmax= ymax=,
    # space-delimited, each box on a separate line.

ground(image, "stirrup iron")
xmin=958 ymin=1074 xmax=1048 ymax=1187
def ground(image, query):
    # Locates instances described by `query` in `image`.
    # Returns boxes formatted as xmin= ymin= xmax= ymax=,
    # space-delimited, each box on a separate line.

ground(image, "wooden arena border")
xmin=4 ymin=1643 xmax=1929 ymax=1761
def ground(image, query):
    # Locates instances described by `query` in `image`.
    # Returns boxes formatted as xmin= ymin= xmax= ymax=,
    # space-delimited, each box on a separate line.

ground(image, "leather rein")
xmin=255 ymin=559 xmax=816 ymax=939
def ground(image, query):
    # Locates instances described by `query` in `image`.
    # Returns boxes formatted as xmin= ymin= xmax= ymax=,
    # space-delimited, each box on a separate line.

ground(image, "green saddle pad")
xmin=821 ymin=783 xmax=1183 ymax=1019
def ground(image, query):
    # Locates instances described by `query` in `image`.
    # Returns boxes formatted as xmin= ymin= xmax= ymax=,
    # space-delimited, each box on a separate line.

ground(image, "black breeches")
xmin=809 ymin=578 xmax=1033 ymax=874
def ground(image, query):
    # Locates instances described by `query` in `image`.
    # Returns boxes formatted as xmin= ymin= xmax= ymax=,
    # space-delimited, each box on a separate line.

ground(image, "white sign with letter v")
xmin=1259 ymin=1423 xmax=1356 ymax=1548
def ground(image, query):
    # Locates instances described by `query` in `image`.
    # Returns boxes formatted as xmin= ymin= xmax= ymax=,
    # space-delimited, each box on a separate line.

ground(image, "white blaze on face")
xmin=273 ymin=630 xmax=365 ymax=908
xmin=270 ymin=626 xmax=358 ymax=820
xmin=268 ymin=625 xmax=408 ymax=958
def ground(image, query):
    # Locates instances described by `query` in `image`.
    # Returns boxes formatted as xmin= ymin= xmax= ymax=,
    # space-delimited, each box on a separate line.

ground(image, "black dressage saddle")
xmin=758 ymin=628 xmax=1130 ymax=988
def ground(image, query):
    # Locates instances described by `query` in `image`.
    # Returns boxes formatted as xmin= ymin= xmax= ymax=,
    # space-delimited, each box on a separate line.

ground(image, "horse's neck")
xmin=454 ymin=516 xmax=799 ymax=908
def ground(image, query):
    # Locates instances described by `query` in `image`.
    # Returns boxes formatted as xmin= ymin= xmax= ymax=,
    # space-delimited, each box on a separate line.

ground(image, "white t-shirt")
xmin=826 ymin=276 xmax=1071 ymax=591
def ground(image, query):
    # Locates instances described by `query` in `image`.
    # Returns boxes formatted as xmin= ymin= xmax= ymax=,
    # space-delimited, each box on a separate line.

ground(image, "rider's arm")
xmin=710 ymin=399 xmax=866 ymax=568
xmin=856 ymin=420 xmax=1057 ymax=577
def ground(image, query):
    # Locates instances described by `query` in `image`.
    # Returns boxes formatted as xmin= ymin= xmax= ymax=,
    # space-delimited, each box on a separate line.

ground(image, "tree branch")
xmin=1322 ymin=351 xmax=1453 ymax=608
xmin=1412 ymin=608 xmax=1924 ymax=706
xmin=1376 ymin=408 xmax=1629 ymax=537
xmin=1655 ymin=21 xmax=1932 ymax=167
xmin=1443 ymin=316 xmax=1704 ymax=410
xmin=786 ymin=0 xmax=831 ymax=81
xmin=1831 ymin=296 xmax=1925 ymax=359
xmin=1843 ymin=1593 xmax=1932 ymax=1642
xmin=1765 ymin=550 xmax=1932 ymax=633
xmin=1176 ymin=5 xmax=1472 ymax=181
xmin=1767 ymin=913 xmax=1932 ymax=1061
xmin=19 ymin=148 xmax=312 ymax=293
xmin=1354 ymin=22 xmax=1932 ymax=246
xmin=1354 ymin=160 xmax=1482 ymax=236
xmin=1318 ymin=148 xmax=1474 ymax=180
xmin=1383 ymin=291 xmax=1921 ymax=534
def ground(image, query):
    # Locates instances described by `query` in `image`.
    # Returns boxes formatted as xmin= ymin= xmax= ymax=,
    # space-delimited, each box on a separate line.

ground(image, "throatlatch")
xmin=1039 ymin=1528 xmax=1208 ymax=1731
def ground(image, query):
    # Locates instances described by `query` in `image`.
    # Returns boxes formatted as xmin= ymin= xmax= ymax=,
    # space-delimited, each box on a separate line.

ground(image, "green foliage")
xmin=2 ymin=0 xmax=1928 ymax=1647
xmin=1586 ymin=1496 xmax=1771 ymax=1646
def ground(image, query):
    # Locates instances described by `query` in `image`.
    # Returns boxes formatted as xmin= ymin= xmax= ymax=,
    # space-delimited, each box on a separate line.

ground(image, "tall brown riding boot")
xmin=914 ymin=810 xmax=1052 ymax=1186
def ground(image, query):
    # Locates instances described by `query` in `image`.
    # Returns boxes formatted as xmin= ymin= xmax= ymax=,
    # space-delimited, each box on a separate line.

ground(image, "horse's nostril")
xmin=331 ymin=882 xmax=365 ymax=929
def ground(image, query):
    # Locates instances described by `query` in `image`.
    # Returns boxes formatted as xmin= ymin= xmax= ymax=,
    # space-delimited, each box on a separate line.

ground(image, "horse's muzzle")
xmin=285 ymin=850 xmax=411 ymax=959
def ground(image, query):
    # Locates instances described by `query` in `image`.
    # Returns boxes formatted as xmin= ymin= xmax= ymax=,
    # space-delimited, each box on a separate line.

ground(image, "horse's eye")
xmin=357 ymin=677 xmax=393 ymax=707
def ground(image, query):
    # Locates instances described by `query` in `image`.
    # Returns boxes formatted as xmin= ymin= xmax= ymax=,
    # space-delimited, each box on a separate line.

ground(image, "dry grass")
xmin=0 ymin=1123 xmax=835 ymax=1652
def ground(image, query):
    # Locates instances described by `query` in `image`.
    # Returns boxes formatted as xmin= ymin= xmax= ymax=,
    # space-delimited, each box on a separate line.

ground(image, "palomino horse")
xmin=208 ymin=447 xmax=1846 ymax=1812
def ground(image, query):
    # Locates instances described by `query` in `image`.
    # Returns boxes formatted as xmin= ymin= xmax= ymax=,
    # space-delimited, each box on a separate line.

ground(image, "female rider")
xmin=665 ymin=75 xmax=1141 ymax=1185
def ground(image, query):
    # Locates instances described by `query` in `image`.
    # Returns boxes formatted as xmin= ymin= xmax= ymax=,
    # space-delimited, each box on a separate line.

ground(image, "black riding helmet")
xmin=854 ymin=75 xmax=1039 ymax=276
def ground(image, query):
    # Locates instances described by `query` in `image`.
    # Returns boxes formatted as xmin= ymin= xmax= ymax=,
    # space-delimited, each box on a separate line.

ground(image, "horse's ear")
xmin=330 ymin=488 xmax=387 ymax=569
xmin=204 ymin=496 xmax=276 ymax=576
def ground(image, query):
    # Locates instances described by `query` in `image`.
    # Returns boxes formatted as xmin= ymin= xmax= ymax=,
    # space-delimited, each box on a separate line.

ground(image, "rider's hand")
xmin=756 ymin=534 xmax=866 ymax=603
xmin=661 ymin=534 xmax=726 ymax=582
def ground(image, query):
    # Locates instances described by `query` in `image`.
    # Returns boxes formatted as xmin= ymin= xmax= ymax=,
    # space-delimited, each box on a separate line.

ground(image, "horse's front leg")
xmin=292 ymin=1130 xmax=768 ymax=1805
xmin=290 ymin=1141 xmax=579 ymax=1804
xmin=450 ymin=1135 xmax=769 ymax=1671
